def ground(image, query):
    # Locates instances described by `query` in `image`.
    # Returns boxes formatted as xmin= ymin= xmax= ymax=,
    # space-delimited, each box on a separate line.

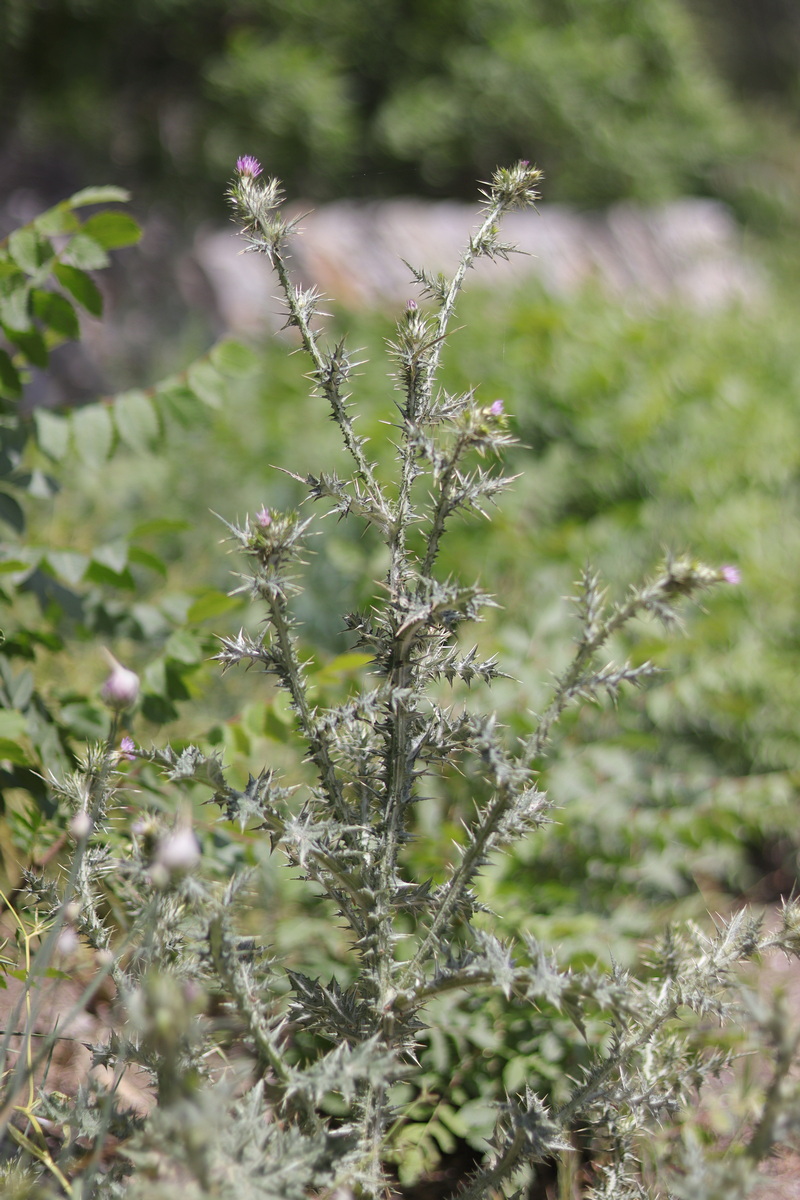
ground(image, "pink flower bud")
xmin=489 ymin=399 xmax=504 ymax=416
xmin=255 ymin=506 xmax=272 ymax=528
xmin=55 ymin=926 xmax=79 ymax=957
xmin=101 ymin=651 xmax=140 ymax=711
xmin=156 ymin=824 xmax=201 ymax=874
xmin=70 ymin=811 xmax=92 ymax=840
xmin=720 ymin=565 xmax=741 ymax=585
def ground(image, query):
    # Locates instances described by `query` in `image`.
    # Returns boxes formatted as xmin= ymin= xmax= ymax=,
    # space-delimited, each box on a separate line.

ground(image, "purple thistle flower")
xmin=720 ymin=565 xmax=741 ymax=585
xmin=256 ymin=505 xmax=272 ymax=527
xmin=489 ymin=399 xmax=504 ymax=416
xmin=236 ymin=155 xmax=263 ymax=179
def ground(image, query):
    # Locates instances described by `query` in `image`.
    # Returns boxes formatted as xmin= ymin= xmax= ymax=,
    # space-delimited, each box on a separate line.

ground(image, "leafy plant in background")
xmin=0 ymin=0 xmax=756 ymax=214
xmin=0 ymin=187 xmax=261 ymax=885
xmin=0 ymin=186 xmax=144 ymax=825
xmin=2 ymin=158 xmax=800 ymax=1200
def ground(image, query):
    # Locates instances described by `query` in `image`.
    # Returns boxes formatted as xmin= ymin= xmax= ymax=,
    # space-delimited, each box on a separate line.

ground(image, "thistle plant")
xmin=3 ymin=160 xmax=800 ymax=1200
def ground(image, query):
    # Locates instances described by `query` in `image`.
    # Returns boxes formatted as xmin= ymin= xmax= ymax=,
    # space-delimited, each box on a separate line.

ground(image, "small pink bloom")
xmin=720 ymin=565 xmax=741 ymax=585
xmin=236 ymin=155 xmax=262 ymax=178
xmin=119 ymin=736 xmax=137 ymax=761
xmin=255 ymin=506 xmax=272 ymax=527
xmin=489 ymin=399 xmax=504 ymax=416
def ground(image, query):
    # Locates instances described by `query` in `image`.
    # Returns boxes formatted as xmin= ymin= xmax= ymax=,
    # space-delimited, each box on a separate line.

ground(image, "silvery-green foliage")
xmin=4 ymin=162 xmax=800 ymax=1200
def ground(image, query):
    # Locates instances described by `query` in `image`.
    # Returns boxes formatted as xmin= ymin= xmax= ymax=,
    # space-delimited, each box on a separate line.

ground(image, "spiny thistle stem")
xmin=272 ymin=247 xmax=383 ymax=506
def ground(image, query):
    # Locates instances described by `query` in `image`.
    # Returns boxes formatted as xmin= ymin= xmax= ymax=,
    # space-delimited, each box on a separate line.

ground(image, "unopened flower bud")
xmin=156 ymin=823 xmax=201 ymax=874
xmin=101 ymin=651 xmax=140 ymax=711
xmin=55 ymin=926 xmax=79 ymax=957
xmin=70 ymin=811 xmax=92 ymax=840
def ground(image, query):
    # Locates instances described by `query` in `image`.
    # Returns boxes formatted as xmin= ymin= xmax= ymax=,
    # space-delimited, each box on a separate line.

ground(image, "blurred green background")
xmin=2 ymin=0 xmax=800 ymax=1176
xmin=2 ymin=0 xmax=799 ymax=216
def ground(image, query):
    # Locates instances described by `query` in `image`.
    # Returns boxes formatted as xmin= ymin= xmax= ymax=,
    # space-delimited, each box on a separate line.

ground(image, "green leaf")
xmin=33 ymin=205 xmax=81 ymax=238
xmin=164 ymin=629 xmax=203 ymax=664
xmin=0 ymin=349 xmax=21 ymax=399
xmin=72 ymin=403 xmax=114 ymax=466
xmin=0 ymin=710 xmax=28 ymax=740
xmin=92 ymin=539 xmax=128 ymax=574
xmin=84 ymin=560 xmax=135 ymax=589
xmin=210 ymin=338 xmax=260 ymax=376
xmin=143 ymin=657 xmax=167 ymax=695
xmin=32 ymin=290 xmax=80 ymax=340
xmin=186 ymin=590 xmax=242 ymax=623
xmin=0 ymin=491 xmax=25 ymax=533
xmin=131 ymin=517 xmax=190 ymax=538
xmin=34 ymin=409 xmax=70 ymax=461
xmin=187 ymin=360 xmax=227 ymax=408
xmin=0 ymin=282 xmax=32 ymax=332
xmin=315 ymin=651 xmax=374 ymax=684
xmin=25 ymin=468 xmax=59 ymax=500
xmin=62 ymin=234 xmax=109 ymax=271
xmin=128 ymin=545 xmax=167 ymax=577
xmin=130 ymin=602 xmax=170 ymax=637
xmin=8 ymin=228 xmax=54 ymax=276
xmin=156 ymin=381 xmax=204 ymax=428
xmin=80 ymin=211 xmax=141 ymax=250
xmin=8 ymin=668 xmax=34 ymax=709
xmin=66 ymin=186 xmax=130 ymax=208
xmin=54 ymin=263 xmax=103 ymax=316
xmin=43 ymin=551 xmax=89 ymax=586
xmin=67 ymin=184 xmax=131 ymax=208
xmin=5 ymin=327 xmax=48 ymax=368
xmin=114 ymin=389 xmax=160 ymax=451
xmin=141 ymin=693 xmax=178 ymax=724
xmin=0 ymin=737 xmax=31 ymax=766
xmin=59 ymin=700 xmax=108 ymax=740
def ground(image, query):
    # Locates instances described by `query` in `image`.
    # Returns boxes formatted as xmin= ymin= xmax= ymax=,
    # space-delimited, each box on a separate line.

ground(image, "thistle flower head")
xmin=720 ymin=565 xmax=741 ymax=585
xmin=484 ymin=160 xmax=543 ymax=212
xmin=236 ymin=155 xmax=263 ymax=179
